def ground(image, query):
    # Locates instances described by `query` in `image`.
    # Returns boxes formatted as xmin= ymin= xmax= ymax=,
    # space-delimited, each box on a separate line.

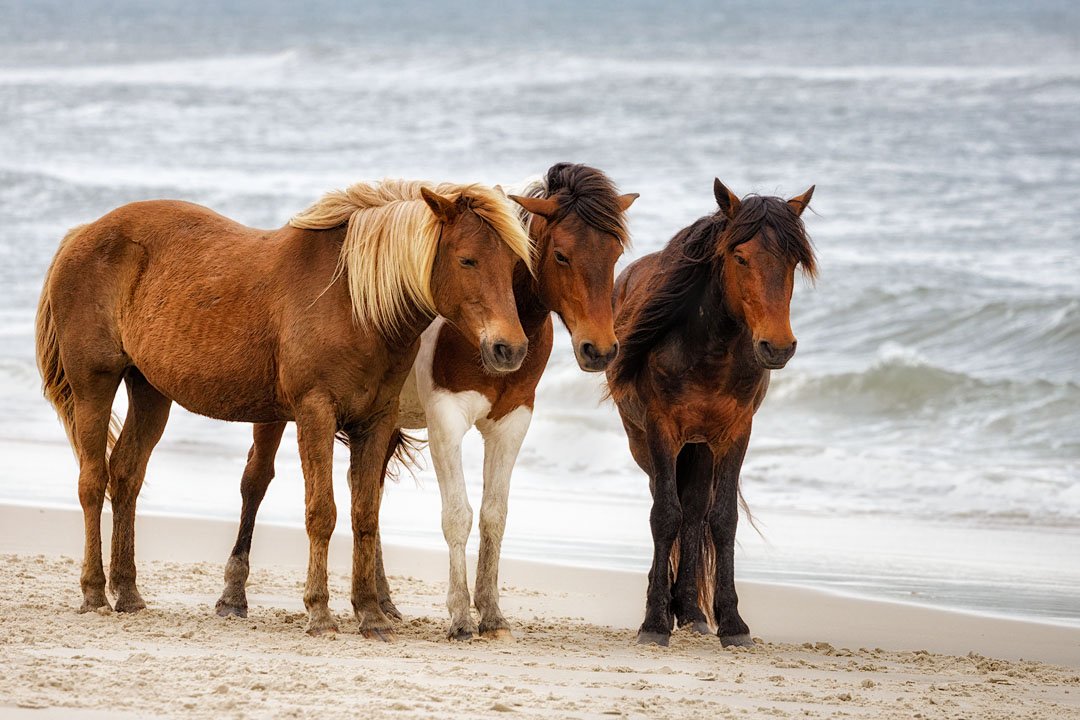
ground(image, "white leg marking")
xmin=426 ymin=387 xmax=491 ymax=638
xmin=474 ymin=406 xmax=532 ymax=634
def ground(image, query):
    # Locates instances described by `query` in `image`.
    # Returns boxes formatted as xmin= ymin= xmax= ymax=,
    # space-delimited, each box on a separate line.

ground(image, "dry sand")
xmin=1 ymin=503 xmax=1078 ymax=719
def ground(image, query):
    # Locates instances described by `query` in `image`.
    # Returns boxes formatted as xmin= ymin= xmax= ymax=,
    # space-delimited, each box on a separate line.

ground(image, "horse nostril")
xmin=757 ymin=340 xmax=774 ymax=356
xmin=607 ymin=341 xmax=620 ymax=360
xmin=581 ymin=342 xmax=598 ymax=361
xmin=493 ymin=342 xmax=512 ymax=365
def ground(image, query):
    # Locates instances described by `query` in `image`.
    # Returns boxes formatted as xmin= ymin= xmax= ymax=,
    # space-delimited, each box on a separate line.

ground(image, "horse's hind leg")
xmin=671 ymin=444 xmax=715 ymax=635
xmin=108 ymin=369 xmax=171 ymax=612
xmin=347 ymin=416 xmax=397 ymax=642
xmin=71 ymin=374 xmax=123 ymax=613
xmin=473 ymin=406 xmax=531 ymax=641
xmin=374 ymin=530 xmax=401 ymax=621
xmin=216 ymin=422 xmax=286 ymax=618
xmin=707 ymin=433 xmax=753 ymax=647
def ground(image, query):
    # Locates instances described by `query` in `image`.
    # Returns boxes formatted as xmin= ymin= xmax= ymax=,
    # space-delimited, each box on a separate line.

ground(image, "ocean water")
xmin=1 ymin=0 xmax=1078 ymax=625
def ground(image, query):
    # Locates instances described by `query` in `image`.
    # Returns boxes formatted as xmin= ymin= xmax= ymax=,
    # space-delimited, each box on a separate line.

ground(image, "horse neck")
xmin=281 ymin=223 xmax=435 ymax=352
xmin=511 ymin=222 xmax=553 ymax=338
xmin=684 ymin=268 xmax=748 ymax=354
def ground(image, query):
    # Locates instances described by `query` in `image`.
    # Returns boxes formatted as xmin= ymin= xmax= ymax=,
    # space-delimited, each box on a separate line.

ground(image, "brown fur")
xmin=213 ymin=164 xmax=638 ymax=627
xmin=605 ymin=179 xmax=816 ymax=644
xmin=35 ymin=183 xmax=531 ymax=638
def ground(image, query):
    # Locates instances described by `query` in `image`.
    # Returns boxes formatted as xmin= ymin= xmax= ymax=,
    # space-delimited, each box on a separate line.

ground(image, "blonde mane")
xmin=290 ymin=179 xmax=533 ymax=337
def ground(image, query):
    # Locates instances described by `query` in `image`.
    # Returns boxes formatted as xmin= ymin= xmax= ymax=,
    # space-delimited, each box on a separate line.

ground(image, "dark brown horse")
xmin=214 ymin=164 xmax=637 ymax=641
xmin=606 ymin=178 xmax=816 ymax=646
xmin=35 ymin=180 xmax=533 ymax=640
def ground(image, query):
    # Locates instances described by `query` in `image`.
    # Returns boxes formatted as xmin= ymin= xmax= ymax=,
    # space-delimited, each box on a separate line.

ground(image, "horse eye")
xmin=553 ymin=250 xmax=570 ymax=266
xmin=734 ymin=255 xmax=749 ymax=267
xmin=459 ymin=257 xmax=477 ymax=268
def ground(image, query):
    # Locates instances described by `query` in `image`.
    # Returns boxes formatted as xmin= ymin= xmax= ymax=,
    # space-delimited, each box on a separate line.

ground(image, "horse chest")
xmin=648 ymin=359 xmax=766 ymax=447
xmin=403 ymin=316 xmax=552 ymax=427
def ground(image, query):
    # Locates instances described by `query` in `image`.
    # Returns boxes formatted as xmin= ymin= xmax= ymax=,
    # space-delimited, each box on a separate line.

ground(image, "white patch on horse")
xmin=473 ymin=406 xmax=532 ymax=632
xmin=397 ymin=317 xmax=443 ymax=429
xmin=425 ymin=386 xmax=493 ymax=637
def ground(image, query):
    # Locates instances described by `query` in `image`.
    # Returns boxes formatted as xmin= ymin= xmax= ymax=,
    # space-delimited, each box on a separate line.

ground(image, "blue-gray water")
xmin=1 ymin=0 xmax=1078 ymax=625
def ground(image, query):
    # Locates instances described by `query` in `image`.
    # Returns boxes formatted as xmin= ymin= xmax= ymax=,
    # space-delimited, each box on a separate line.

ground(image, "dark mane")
xmin=528 ymin=163 xmax=630 ymax=247
xmin=609 ymin=214 xmax=722 ymax=388
xmin=610 ymin=195 xmax=816 ymax=389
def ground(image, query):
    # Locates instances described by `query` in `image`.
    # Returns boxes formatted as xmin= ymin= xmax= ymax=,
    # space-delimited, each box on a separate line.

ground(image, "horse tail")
xmin=334 ymin=428 xmax=427 ymax=483
xmin=36 ymin=225 xmax=123 ymax=459
xmin=384 ymin=429 xmax=426 ymax=482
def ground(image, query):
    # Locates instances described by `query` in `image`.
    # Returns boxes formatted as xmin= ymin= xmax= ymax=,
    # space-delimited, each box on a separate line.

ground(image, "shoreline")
xmin=2 ymin=502 xmax=1078 ymax=666
xmin=4 ymin=487 xmax=1078 ymax=630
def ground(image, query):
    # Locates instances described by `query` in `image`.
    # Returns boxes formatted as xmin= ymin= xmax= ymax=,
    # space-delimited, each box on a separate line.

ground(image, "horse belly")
xmin=121 ymin=274 xmax=286 ymax=422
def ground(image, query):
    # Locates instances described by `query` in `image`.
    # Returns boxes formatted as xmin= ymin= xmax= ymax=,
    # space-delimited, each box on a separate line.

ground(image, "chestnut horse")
xmin=214 ymin=164 xmax=637 ymax=640
xmin=35 ymin=180 xmax=533 ymax=640
xmin=606 ymin=178 xmax=816 ymax=647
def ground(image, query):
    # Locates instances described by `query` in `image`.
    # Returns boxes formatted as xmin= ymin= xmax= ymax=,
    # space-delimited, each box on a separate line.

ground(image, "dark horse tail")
xmin=668 ymin=443 xmax=757 ymax=630
xmin=334 ymin=428 xmax=426 ymax=481
xmin=667 ymin=444 xmax=719 ymax=627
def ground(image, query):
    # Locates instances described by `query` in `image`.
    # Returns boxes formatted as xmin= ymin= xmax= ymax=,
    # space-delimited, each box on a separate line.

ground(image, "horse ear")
xmin=787 ymin=185 xmax=815 ymax=217
xmin=420 ymin=187 xmax=458 ymax=223
xmin=493 ymin=184 xmax=507 ymax=198
xmin=508 ymin=194 xmax=559 ymax=219
xmin=714 ymin=178 xmax=741 ymax=220
xmin=617 ymin=193 xmax=639 ymax=212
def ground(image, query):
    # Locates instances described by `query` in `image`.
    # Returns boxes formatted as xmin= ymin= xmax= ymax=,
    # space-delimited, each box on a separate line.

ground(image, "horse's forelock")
xmin=720 ymin=195 xmax=817 ymax=279
xmin=542 ymin=163 xmax=630 ymax=248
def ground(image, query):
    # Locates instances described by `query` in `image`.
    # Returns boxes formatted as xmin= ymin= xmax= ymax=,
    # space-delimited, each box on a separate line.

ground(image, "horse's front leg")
xmin=427 ymin=393 xmax=477 ymax=640
xmin=708 ymin=432 xmax=754 ymax=647
xmin=347 ymin=414 xmax=398 ymax=641
xmin=295 ymin=397 xmax=338 ymax=636
xmin=474 ymin=406 xmax=532 ymax=640
xmin=216 ymin=421 xmax=287 ymax=618
xmin=638 ymin=426 xmax=681 ymax=646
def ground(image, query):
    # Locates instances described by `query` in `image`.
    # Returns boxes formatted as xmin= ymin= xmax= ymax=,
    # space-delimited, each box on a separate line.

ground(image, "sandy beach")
xmin=1 ymin=503 xmax=1077 ymax=719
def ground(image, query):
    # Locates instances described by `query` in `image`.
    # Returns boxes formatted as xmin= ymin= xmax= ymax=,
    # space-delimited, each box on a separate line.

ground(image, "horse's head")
xmin=509 ymin=166 xmax=637 ymax=372
xmin=422 ymin=187 xmax=529 ymax=374
xmin=713 ymin=178 xmax=816 ymax=370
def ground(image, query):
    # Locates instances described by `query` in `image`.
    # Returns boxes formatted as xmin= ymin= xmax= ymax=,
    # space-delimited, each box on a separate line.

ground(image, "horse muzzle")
xmin=754 ymin=339 xmax=797 ymax=369
xmin=481 ymin=338 xmax=528 ymax=374
xmin=575 ymin=340 xmax=619 ymax=372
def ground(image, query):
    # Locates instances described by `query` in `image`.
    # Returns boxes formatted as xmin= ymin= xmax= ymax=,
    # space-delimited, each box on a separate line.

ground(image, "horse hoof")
xmin=448 ymin=628 xmax=474 ymax=642
xmin=305 ymin=620 xmax=339 ymax=637
xmin=636 ymin=631 xmax=670 ymax=647
xmin=480 ymin=627 xmax=514 ymax=642
xmin=114 ymin=596 xmax=146 ymax=614
xmin=215 ymin=601 xmax=248 ymax=618
xmin=688 ymin=621 xmax=712 ymax=635
xmin=361 ymin=627 xmax=396 ymax=642
xmin=79 ymin=601 xmax=112 ymax=615
xmin=720 ymin=633 xmax=755 ymax=648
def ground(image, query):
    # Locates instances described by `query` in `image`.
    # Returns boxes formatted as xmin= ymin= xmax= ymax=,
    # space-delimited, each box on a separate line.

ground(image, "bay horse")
xmin=214 ymin=163 xmax=637 ymax=640
xmin=35 ymin=180 xmax=534 ymax=640
xmin=606 ymin=178 xmax=816 ymax=647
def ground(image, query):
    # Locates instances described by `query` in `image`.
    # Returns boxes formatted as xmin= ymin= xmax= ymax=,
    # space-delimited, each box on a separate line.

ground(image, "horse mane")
xmin=518 ymin=163 xmax=631 ymax=248
xmin=290 ymin=179 xmax=532 ymax=337
xmin=609 ymin=195 xmax=816 ymax=389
